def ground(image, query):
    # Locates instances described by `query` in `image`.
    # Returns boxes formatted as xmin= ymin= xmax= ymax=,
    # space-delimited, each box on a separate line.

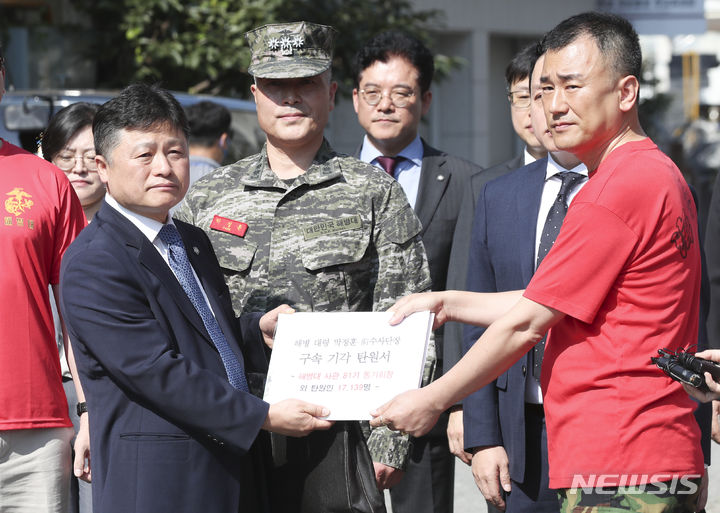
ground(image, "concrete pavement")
xmin=385 ymin=434 xmax=719 ymax=512
xmin=452 ymin=440 xmax=720 ymax=512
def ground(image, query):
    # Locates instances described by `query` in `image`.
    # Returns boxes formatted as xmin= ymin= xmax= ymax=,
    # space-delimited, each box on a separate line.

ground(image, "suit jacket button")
xmin=522 ymin=365 xmax=527 ymax=376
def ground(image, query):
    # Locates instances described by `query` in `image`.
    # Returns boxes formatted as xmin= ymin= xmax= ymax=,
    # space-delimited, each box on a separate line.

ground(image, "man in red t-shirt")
xmin=0 ymin=44 xmax=87 ymax=512
xmin=371 ymin=12 xmax=707 ymax=513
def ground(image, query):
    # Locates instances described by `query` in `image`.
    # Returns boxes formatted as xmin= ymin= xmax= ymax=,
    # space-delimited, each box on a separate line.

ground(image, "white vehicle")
xmin=0 ymin=89 xmax=264 ymax=162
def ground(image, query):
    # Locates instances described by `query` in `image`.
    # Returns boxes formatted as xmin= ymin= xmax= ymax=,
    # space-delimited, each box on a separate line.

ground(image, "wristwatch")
xmin=76 ymin=402 xmax=88 ymax=416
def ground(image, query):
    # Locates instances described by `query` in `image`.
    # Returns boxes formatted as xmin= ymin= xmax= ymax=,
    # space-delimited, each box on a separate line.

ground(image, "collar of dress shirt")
xmin=360 ymin=134 xmax=424 ymax=170
xmin=189 ymin=154 xmax=221 ymax=169
xmin=104 ymin=193 xmax=175 ymax=243
xmin=523 ymin=147 xmax=539 ymax=166
xmin=545 ymin=152 xmax=589 ymax=180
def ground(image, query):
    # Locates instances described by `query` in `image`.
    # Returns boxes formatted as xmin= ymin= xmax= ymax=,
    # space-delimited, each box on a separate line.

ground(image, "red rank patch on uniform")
xmin=210 ymin=215 xmax=248 ymax=237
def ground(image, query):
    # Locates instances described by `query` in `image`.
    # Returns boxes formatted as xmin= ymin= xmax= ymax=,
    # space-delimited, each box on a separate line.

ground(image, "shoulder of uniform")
xmin=189 ymin=156 xmax=258 ymax=191
xmin=335 ymin=154 xmax=394 ymax=182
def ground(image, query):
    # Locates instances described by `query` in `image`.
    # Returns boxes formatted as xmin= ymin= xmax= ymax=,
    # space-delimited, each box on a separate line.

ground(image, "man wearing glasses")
xmin=442 ymin=43 xmax=550 ymax=513
xmin=352 ymin=30 xmax=480 ymax=513
xmin=503 ymin=44 xmax=549 ymax=171
xmin=460 ymin=48 xmax=588 ymax=513
xmin=447 ymin=44 xmax=549 ymax=307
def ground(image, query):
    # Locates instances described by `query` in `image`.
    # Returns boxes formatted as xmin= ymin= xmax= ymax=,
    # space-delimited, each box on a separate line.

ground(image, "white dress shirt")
xmin=526 ymin=153 xmax=588 ymax=404
xmin=524 ymin=147 xmax=539 ymax=166
xmin=104 ymin=194 xmax=216 ymax=314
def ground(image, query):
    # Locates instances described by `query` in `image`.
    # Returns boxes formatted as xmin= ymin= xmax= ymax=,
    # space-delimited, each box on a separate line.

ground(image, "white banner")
xmin=263 ymin=311 xmax=432 ymax=420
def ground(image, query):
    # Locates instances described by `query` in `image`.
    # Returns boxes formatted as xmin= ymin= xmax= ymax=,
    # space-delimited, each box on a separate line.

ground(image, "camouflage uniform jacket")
xmin=176 ymin=139 xmax=434 ymax=469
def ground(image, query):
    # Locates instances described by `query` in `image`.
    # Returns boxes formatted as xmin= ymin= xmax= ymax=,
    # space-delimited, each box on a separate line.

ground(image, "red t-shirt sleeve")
xmin=50 ymin=171 xmax=86 ymax=285
xmin=524 ymin=201 xmax=638 ymax=324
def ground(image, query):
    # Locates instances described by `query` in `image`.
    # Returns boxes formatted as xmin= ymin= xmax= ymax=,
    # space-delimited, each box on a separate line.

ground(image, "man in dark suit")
xmin=461 ymin=51 xmax=587 ymax=513
xmin=443 ymin=44 xmax=548 ymax=501
xmin=461 ymin=41 xmax=549 ymax=213
xmin=59 ymin=84 xmax=332 ymax=513
xmin=352 ymin=30 xmax=480 ymax=513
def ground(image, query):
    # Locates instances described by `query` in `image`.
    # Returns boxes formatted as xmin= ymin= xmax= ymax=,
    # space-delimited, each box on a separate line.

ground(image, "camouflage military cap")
xmin=245 ymin=21 xmax=337 ymax=79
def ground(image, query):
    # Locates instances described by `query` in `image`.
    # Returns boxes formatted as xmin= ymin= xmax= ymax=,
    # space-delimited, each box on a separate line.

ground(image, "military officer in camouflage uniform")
xmin=176 ymin=21 xmax=434 ymax=512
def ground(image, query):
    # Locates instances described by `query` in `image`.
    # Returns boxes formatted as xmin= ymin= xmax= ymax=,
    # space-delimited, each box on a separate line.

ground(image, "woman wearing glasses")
xmin=42 ymin=103 xmax=103 ymax=221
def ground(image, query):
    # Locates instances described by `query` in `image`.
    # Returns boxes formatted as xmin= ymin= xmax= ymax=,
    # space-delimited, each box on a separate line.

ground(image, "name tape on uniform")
xmin=303 ymin=215 xmax=361 ymax=240
xmin=210 ymin=215 xmax=248 ymax=238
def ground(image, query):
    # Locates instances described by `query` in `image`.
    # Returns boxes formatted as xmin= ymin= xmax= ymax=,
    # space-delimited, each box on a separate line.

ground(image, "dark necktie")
xmin=376 ymin=156 xmax=404 ymax=178
xmin=532 ymin=171 xmax=585 ymax=378
xmin=158 ymin=224 xmax=249 ymax=392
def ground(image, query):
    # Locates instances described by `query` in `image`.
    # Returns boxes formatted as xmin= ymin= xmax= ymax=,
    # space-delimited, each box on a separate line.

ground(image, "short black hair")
xmin=42 ymin=102 xmax=100 ymax=162
xmin=353 ymin=30 xmax=434 ymax=93
xmin=540 ymin=11 xmax=641 ymax=80
xmin=93 ymin=83 xmax=189 ymax=160
xmin=185 ymin=101 xmax=231 ymax=148
xmin=527 ymin=41 xmax=545 ymax=92
xmin=505 ymin=43 xmax=537 ymax=89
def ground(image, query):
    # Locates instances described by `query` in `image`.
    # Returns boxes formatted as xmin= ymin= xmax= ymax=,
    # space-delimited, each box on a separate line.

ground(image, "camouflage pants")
xmin=557 ymin=479 xmax=701 ymax=513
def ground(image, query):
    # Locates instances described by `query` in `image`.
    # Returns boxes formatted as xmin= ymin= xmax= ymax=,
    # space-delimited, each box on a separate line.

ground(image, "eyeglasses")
xmin=54 ymin=152 xmax=98 ymax=172
xmin=359 ymin=88 xmax=416 ymax=108
xmin=507 ymin=90 xmax=531 ymax=109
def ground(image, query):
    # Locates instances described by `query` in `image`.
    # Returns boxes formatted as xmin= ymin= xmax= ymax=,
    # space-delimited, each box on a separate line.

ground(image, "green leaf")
xmin=68 ymin=0 xmax=458 ymax=96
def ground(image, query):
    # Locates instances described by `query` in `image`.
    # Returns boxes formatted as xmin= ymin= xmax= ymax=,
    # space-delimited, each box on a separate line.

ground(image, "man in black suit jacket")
xmin=459 ymin=51 xmax=587 ymax=513
xmin=352 ymin=30 xmax=481 ymax=513
xmin=60 ymin=84 xmax=332 ymax=513
xmin=445 ymin=43 xmax=549 ymax=374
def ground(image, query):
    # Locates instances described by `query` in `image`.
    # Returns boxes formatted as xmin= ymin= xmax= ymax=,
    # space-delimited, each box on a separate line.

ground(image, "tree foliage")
xmin=69 ymin=0 xmax=456 ymax=97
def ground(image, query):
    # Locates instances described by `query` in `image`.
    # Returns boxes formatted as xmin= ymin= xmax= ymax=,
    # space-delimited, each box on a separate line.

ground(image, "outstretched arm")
xmin=388 ymin=290 xmax=524 ymax=330
xmin=373 ymin=297 xmax=563 ymax=436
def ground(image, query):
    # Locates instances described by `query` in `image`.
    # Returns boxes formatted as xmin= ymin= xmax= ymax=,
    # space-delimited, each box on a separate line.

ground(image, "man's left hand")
xmin=448 ymin=407 xmax=472 ymax=464
xmin=373 ymin=462 xmax=404 ymax=489
xmin=74 ymin=413 xmax=91 ymax=482
xmin=259 ymin=304 xmax=295 ymax=348
xmin=712 ymin=400 xmax=719 ymax=444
